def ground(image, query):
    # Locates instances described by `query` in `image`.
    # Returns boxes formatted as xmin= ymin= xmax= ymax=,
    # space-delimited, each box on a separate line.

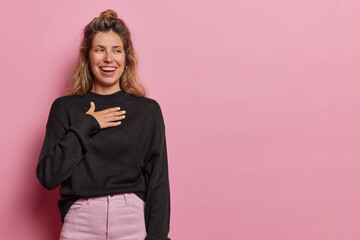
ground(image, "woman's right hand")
xmin=86 ymin=102 xmax=126 ymax=129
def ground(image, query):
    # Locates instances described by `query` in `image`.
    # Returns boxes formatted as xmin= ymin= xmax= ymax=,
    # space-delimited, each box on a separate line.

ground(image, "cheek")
xmin=89 ymin=54 xmax=100 ymax=67
xmin=117 ymin=55 xmax=126 ymax=64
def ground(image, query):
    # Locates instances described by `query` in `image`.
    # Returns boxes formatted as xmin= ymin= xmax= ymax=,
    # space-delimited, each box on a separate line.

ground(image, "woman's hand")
xmin=86 ymin=102 xmax=126 ymax=129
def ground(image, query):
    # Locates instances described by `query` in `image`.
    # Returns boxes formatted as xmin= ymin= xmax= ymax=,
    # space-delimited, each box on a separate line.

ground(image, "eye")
xmin=115 ymin=50 xmax=121 ymax=53
xmin=95 ymin=49 xmax=103 ymax=52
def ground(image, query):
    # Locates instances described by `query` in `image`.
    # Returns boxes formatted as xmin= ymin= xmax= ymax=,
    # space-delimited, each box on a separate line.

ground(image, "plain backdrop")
xmin=0 ymin=0 xmax=360 ymax=239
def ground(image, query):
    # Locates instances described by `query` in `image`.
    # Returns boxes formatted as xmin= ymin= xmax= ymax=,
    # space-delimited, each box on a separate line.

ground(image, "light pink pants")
xmin=59 ymin=193 xmax=147 ymax=240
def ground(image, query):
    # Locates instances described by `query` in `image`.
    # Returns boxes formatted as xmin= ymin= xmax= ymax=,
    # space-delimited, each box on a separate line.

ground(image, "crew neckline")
xmin=84 ymin=90 xmax=127 ymax=104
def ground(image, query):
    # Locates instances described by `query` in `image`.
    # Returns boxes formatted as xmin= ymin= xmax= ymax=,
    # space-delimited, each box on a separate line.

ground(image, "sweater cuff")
xmin=69 ymin=113 xmax=100 ymax=137
xmin=145 ymin=236 xmax=171 ymax=240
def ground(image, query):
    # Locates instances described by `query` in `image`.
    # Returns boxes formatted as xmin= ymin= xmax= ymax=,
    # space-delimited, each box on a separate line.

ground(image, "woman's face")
xmin=89 ymin=31 xmax=126 ymax=88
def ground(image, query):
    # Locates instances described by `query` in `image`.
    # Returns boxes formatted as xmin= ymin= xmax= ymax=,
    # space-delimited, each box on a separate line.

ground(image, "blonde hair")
xmin=63 ymin=9 xmax=147 ymax=97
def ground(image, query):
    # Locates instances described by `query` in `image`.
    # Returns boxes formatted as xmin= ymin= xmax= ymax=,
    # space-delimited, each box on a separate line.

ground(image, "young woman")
xmin=36 ymin=9 xmax=171 ymax=240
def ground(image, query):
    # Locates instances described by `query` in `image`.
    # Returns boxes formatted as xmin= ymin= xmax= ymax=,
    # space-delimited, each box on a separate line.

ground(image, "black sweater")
xmin=36 ymin=90 xmax=171 ymax=240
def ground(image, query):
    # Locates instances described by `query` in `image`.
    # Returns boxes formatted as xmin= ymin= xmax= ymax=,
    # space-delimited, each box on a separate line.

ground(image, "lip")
xmin=99 ymin=66 xmax=117 ymax=76
xmin=100 ymin=66 xmax=117 ymax=68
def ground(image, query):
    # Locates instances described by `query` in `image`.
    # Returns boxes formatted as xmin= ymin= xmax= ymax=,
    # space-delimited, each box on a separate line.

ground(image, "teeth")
xmin=100 ymin=67 xmax=116 ymax=71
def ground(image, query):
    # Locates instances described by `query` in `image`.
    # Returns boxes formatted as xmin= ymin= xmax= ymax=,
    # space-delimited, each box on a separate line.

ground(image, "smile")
xmin=99 ymin=67 xmax=117 ymax=75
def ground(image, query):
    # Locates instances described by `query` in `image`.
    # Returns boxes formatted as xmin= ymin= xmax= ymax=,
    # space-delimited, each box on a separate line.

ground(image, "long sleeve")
xmin=36 ymin=97 xmax=100 ymax=190
xmin=144 ymin=101 xmax=171 ymax=240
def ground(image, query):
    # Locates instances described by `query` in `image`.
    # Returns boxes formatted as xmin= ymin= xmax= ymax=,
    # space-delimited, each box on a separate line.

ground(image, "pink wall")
xmin=1 ymin=0 xmax=360 ymax=239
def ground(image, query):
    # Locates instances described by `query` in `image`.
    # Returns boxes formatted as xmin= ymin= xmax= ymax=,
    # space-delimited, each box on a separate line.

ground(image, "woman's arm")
xmin=144 ymin=101 xmax=171 ymax=240
xmin=36 ymin=97 xmax=100 ymax=190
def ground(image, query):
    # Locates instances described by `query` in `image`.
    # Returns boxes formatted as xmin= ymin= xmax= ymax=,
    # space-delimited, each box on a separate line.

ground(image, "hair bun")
xmin=99 ymin=9 xmax=118 ymax=20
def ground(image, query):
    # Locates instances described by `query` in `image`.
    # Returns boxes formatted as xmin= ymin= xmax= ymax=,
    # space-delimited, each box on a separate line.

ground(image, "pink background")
xmin=1 ymin=0 xmax=360 ymax=239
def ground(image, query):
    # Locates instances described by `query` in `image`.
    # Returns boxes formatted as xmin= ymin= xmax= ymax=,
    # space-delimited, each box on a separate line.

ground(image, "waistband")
xmin=83 ymin=192 xmax=135 ymax=202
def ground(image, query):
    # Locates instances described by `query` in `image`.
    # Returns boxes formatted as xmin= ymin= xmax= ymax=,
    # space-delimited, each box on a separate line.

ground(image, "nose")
xmin=104 ymin=51 xmax=114 ymax=62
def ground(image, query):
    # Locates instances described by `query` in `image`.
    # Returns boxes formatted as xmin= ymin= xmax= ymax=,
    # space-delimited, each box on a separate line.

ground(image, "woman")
xmin=36 ymin=9 xmax=171 ymax=240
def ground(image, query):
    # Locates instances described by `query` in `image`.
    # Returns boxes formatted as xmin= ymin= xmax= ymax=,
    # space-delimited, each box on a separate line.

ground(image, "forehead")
xmin=92 ymin=31 xmax=124 ymax=48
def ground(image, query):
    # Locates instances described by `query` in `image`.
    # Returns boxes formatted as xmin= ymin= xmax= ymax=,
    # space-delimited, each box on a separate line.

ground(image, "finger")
xmin=104 ymin=110 xmax=126 ymax=119
xmin=110 ymin=110 xmax=126 ymax=117
xmin=88 ymin=102 xmax=95 ymax=112
xmin=102 ymin=107 xmax=121 ymax=114
xmin=108 ymin=115 xmax=126 ymax=122
xmin=107 ymin=121 xmax=122 ymax=127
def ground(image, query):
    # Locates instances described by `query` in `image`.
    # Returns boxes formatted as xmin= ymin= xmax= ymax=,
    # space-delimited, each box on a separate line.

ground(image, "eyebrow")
xmin=93 ymin=45 xmax=123 ymax=49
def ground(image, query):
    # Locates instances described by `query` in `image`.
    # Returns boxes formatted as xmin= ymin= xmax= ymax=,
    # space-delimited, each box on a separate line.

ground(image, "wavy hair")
xmin=63 ymin=9 xmax=147 ymax=97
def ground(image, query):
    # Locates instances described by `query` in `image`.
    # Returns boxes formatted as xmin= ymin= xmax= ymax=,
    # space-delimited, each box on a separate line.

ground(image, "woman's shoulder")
xmin=131 ymin=95 xmax=164 ymax=119
xmin=140 ymin=97 xmax=166 ymax=123
xmin=51 ymin=94 xmax=73 ymax=103
xmin=49 ymin=94 xmax=83 ymax=113
xmin=131 ymin=94 xmax=162 ymax=110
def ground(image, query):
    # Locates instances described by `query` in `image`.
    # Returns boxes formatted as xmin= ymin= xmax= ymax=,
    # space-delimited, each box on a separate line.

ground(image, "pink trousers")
xmin=59 ymin=193 xmax=147 ymax=240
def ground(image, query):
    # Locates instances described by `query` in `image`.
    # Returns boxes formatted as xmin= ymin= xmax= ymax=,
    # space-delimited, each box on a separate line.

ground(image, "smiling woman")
xmin=36 ymin=9 xmax=171 ymax=240
xmin=89 ymin=31 xmax=126 ymax=84
xmin=67 ymin=9 xmax=146 ymax=97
